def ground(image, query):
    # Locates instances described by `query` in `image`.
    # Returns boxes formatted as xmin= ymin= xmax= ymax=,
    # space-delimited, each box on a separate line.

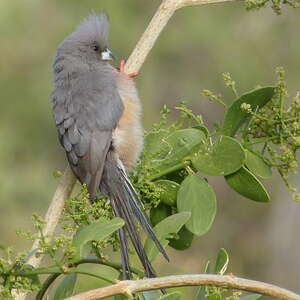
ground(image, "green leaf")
xmin=223 ymin=87 xmax=275 ymax=136
xmin=141 ymin=290 xmax=162 ymax=300
xmin=214 ymin=248 xmax=229 ymax=275
xmin=196 ymin=261 xmax=211 ymax=300
xmin=71 ymin=218 xmax=125 ymax=263
xmin=193 ymin=125 xmax=210 ymax=138
xmin=151 ymin=129 xmax=207 ymax=174
xmin=150 ymin=203 xmax=172 ymax=226
xmin=53 ymin=274 xmax=77 ymax=300
xmin=240 ymin=294 xmax=262 ymax=300
xmin=225 ymin=166 xmax=270 ymax=202
xmin=177 ymin=174 xmax=217 ymax=236
xmin=165 ymin=170 xmax=187 ymax=184
xmin=155 ymin=180 xmax=180 ymax=206
xmin=143 ymin=129 xmax=170 ymax=163
xmin=245 ymin=150 xmax=272 ymax=179
xmin=169 ymin=225 xmax=194 ymax=250
xmin=144 ymin=212 xmax=191 ymax=261
xmin=159 ymin=292 xmax=182 ymax=299
xmin=192 ymin=136 xmax=245 ymax=176
xmin=76 ymin=264 xmax=119 ymax=283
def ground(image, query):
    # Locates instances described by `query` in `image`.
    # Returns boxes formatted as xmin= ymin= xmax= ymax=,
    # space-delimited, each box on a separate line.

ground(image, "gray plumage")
xmin=51 ymin=12 xmax=168 ymax=280
xmin=52 ymin=13 xmax=123 ymax=198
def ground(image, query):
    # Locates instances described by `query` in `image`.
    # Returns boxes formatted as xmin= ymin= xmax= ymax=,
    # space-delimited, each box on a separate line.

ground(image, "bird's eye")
xmin=93 ymin=45 xmax=99 ymax=52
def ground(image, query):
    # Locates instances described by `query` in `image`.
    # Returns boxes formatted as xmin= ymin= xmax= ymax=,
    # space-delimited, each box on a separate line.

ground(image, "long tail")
xmin=101 ymin=151 xmax=169 ymax=279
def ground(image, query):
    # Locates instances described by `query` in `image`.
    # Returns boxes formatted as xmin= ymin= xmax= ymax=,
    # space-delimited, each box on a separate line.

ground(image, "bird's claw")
xmin=118 ymin=60 xmax=139 ymax=78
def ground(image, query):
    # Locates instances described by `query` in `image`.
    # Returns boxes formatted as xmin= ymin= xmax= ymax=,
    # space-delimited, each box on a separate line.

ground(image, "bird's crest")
xmin=70 ymin=12 xmax=110 ymax=48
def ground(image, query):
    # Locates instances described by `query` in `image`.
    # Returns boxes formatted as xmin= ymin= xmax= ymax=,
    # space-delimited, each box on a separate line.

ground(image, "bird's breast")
xmin=112 ymin=74 xmax=143 ymax=172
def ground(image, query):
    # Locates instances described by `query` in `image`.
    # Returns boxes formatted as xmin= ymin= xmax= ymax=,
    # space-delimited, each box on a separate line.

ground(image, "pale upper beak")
xmin=101 ymin=48 xmax=115 ymax=61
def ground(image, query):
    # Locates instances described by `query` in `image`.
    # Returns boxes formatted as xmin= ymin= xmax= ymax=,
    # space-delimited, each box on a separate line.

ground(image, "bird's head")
xmin=59 ymin=12 xmax=114 ymax=63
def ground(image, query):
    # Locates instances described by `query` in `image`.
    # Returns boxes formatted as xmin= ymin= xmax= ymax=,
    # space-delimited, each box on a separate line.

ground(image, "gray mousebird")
xmin=51 ymin=13 xmax=169 ymax=279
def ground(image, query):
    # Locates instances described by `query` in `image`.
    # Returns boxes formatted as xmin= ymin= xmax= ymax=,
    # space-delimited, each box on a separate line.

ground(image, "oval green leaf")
xmin=152 ymin=129 xmax=207 ymax=173
xmin=159 ymin=292 xmax=182 ymax=300
xmin=214 ymin=248 xmax=229 ymax=275
xmin=53 ymin=274 xmax=77 ymax=300
xmin=150 ymin=203 xmax=172 ymax=227
xmin=155 ymin=180 xmax=180 ymax=206
xmin=177 ymin=174 xmax=217 ymax=236
xmin=245 ymin=150 xmax=272 ymax=179
xmin=192 ymin=136 xmax=245 ymax=176
xmin=168 ymin=225 xmax=194 ymax=251
xmin=141 ymin=290 xmax=163 ymax=300
xmin=142 ymin=129 xmax=170 ymax=163
xmin=225 ymin=166 xmax=270 ymax=202
xmin=223 ymin=87 xmax=275 ymax=136
xmin=71 ymin=218 xmax=125 ymax=263
xmin=144 ymin=212 xmax=191 ymax=261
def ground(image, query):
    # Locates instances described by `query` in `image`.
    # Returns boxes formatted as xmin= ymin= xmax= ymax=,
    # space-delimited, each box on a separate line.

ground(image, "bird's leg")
xmin=118 ymin=60 xmax=139 ymax=78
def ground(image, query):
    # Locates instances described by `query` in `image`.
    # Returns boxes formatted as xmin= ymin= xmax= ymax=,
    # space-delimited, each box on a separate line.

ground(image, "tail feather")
xmin=116 ymin=193 xmax=156 ymax=277
xmin=101 ymin=151 xmax=169 ymax=278
xmin=110 ymin=199 xmax=132 ymax=279
xmin=120 ymin=168 xmax=169 ymax=262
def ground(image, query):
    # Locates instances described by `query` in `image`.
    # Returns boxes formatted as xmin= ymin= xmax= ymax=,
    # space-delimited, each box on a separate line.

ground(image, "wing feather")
xmin=52 ymin=68 xmax=123 ymax=199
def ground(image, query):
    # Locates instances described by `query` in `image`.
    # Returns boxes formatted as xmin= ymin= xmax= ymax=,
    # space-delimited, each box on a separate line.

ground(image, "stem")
xmin=64 ymin=274 xmax=300 ymax=300
xmin=70 ymin=270 xmax=115 ymax=284
xmin=148 ymin=161 xmax=190 ymax=181
xmin=73 ymin=258 xmax=144 ymax=277
xmin=35 ymin=274 xmax=60 ymax=300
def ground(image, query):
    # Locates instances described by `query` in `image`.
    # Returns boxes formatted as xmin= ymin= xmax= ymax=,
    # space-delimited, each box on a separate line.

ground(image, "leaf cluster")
xmin=132 ymin=68 xmax=300 ymax=254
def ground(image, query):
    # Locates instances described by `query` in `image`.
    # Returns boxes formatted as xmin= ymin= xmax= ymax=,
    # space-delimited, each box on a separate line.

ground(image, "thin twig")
xmin=65 ymin=274 xmax=300 ymax=300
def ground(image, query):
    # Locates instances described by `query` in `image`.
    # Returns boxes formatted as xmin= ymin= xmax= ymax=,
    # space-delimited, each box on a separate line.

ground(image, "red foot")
xmin=118 ymin=60 xmax=139 ymax=78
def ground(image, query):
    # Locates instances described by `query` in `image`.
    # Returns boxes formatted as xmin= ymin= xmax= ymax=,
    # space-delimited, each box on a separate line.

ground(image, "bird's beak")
xmin=101 ymin=48 xmax=115 ymax=61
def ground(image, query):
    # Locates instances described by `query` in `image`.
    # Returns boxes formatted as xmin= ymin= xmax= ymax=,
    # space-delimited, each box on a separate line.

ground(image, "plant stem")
xmin=148 ymin=161 xmax=190 ymax=181
xmin=35 ymin=274 xmax=60 ymax=300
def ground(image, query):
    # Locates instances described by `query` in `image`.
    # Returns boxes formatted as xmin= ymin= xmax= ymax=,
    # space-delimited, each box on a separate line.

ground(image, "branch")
xmin=65 ymin=274 xmax=300 ymax=300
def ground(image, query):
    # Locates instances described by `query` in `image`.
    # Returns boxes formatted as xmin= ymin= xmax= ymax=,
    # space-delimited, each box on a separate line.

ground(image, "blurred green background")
xmin=0 ymin=0 xmax=300 ymax=298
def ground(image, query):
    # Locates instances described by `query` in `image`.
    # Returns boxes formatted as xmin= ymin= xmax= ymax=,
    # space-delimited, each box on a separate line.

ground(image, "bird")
xmin=51 ymin=12 xmax=169 ymax=279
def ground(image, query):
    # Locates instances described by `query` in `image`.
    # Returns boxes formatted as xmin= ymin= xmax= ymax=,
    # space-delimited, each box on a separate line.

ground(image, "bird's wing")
xmin=52 ymin=69 xmax=124 ymax=199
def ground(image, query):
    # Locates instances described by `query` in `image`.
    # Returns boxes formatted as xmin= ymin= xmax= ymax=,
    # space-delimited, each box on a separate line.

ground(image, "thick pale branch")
xmin=124 ymin=0 xmax=176 ymax=74
xmin=65 ymin=274 xmax=300 ymax=300
xmin=178 ymin=0 xmax=238 ymax=7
